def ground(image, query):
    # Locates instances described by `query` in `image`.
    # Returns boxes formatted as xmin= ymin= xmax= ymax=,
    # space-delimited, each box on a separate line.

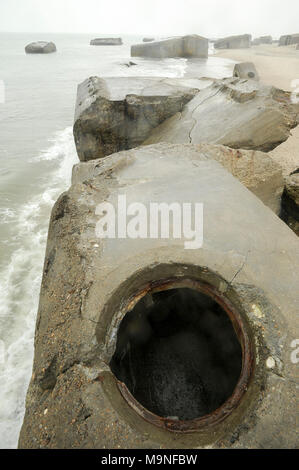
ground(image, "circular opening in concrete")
xmin=110 ymin=278 xmax=253 ymax=432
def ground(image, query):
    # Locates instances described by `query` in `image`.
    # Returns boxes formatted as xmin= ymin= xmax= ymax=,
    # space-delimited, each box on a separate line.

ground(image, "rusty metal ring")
xmin=116 ymin=277 xmax=254 ymax=433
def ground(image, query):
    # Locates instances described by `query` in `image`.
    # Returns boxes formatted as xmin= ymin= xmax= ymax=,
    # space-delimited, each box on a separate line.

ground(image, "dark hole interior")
xmin=110 ymin=288 xmax=242 ymax=421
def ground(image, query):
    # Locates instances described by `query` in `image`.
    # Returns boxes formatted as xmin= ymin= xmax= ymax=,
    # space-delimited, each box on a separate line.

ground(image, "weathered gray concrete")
xmin=19 ymin=143 xmax=299 ymax=449
xmin=279 ymin=34 xmax=299 ymax=46
xmin=73 ymin=76 xmax=210 ymax=161
xmin=252 ymin=36 xmax=272 ymax=46
xmin=131 ymin=35 xmax=208 ymax=58
xmin=188 ymin=143 xmax=284 ymax=214
xmin=90 ymin=38 xmax=122 ymax=45
xmin=259 ymin=35 xmax=272 ymax=44
xmin=145 ymin=77 xmax=299 ymax=152
xmin=214 ymin=34 xmax=251 ymax=49
xmin=281 ymin=169 xmax=299 ymax=235
xmin=25 ymin=41 xmax=57 ymax=54
xmin=233 ymin=62 xmax=259 ymax=80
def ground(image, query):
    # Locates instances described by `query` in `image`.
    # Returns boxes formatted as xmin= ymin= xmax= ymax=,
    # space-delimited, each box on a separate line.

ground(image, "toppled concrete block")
xmin=279 ymin=34 xmax=299 ymax=46
xmin=281 ymin=169 xmax=299 ymax=235
xmin=253 ymin=36 xmax=272 ymax=45
xmin=18 ymin=143 xmax=299 ymax=449
xmin=233 ymin=62 xmax=259 ymax=80
xmin=73 ymin=76 xmax=209 ymax=161
xmin=90 ymin=38 xmax=123 ymax=45
xmin=252 ymin=38 xmax=261 ymax=46
xmin=259 ymin=35 xmax=272 ymax=44
xmin=214 ymin=34 xmax=251 ymax=49
xmin=145 ymin=77 xmax=299 ymax=152
xmin=279 ymin=35 xmax=288 ymax=46
xmin=25 ymin=41 xmax=56 ymax=54
xmin=131 ymin=35 xmax=208 ymax=58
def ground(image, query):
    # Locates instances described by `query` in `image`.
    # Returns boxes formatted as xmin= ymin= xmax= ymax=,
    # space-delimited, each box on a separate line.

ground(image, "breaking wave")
xmin=0 ymin=127 xmax=77 ymax=448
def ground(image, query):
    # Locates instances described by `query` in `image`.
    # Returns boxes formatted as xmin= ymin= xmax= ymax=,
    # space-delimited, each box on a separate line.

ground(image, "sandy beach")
xmin=215 ymin=44 xmax=299 ymax=175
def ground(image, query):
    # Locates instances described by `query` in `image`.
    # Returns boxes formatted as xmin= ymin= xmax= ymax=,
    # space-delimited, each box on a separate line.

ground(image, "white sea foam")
xmin=0 ymin=127 xmax=77 ymax=448
xmin=118 ymin=57 xmax=188 ymax=78
xmin=0 ymin=208 xmax=15 ymax=223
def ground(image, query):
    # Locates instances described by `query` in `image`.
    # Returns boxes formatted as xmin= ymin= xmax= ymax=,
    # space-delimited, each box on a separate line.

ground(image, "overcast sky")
xmin=0 ymin=0 xmax=298 ymax=38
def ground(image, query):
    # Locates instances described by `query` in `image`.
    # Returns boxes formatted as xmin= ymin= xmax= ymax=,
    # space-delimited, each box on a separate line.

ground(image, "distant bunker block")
xmin=90 ymin=38 xmax=123 ymax=46
xmin=252 ymin=38 xmax=261 ymax=46
xmin=279 ymin=34 xmax=299 ymax=46
xmin=131 ymin=35 xmax=208 ymax=58
xmin=259 ymin=35 xmax=272 ymax=44
xmin=214 ymin=34 xmax=251 ymax=49
xmin=233 ymin=62 xmax=259 ymax=81
xmin=253 ymin=36 xmax=272 ymax=45
xmin=25 ymin=41 xmax=57 ymax=54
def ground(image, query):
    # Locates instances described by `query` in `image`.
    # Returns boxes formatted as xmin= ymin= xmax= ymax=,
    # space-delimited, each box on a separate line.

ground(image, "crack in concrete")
xmin=228 ymin=250 xmax=250 ymax=286
xmin=188 ymin=86 xmax=224 ymax=143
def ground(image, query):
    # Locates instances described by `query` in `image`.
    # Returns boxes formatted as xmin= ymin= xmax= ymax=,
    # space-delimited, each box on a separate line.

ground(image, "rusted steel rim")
xmin=116 ymin=276 xmax=254 ymax=433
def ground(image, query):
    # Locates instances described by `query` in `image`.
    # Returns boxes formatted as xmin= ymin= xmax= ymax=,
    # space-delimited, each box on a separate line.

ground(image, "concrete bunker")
xmin=109 ymin=277 xmax=253 ymax=432
xmin=233 ymin=62 xmax=259 ymax=81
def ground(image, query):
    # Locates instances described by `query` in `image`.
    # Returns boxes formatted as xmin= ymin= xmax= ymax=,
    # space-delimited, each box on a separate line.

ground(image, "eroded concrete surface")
xmin=19 ymin=143 xmax=299 ymax=448
xmin=145 ymin=77 xmax=299 ymax=152
xmin=73 ymin=77 xmax=209 ymax=161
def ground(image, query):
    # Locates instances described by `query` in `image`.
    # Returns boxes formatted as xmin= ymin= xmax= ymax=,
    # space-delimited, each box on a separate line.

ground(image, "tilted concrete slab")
xmin=144 ymin=77 xmax=299 ymax=152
